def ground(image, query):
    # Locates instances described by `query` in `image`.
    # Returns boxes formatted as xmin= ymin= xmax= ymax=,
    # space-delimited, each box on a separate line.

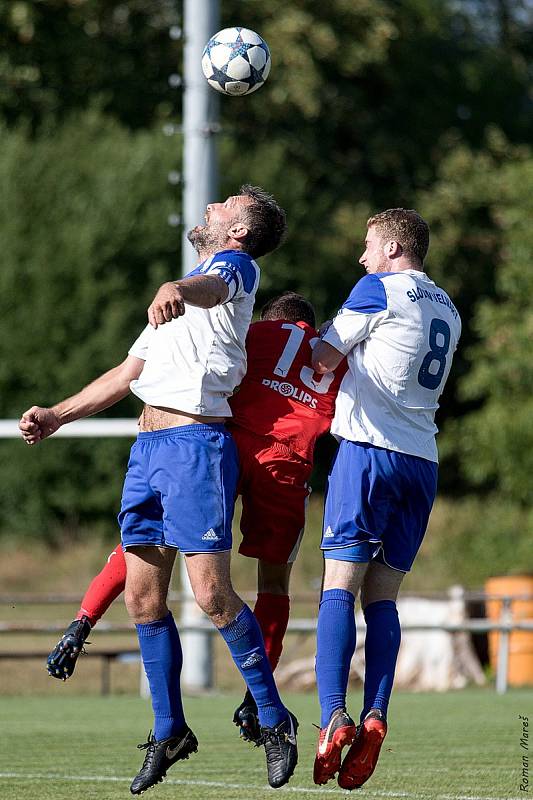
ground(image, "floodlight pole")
xmin=180 ymin=0 xmax=220 ymax=691
xmin=181 ymin=0 xmax=220 ymax=276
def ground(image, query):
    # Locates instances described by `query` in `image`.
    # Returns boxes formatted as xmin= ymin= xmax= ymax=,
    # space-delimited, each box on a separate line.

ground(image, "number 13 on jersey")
xmin=273 ymin=323 xmax=335 ymax=394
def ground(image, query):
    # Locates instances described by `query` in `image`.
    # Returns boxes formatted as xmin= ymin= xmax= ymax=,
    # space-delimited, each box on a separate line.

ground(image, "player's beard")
xmin=364 ymin=250 xmax=389 ymax=274
xmin=370 ymin=257 xmax=389 ymax=273
xmin=187 ymin=221 xmax=228 ymax=259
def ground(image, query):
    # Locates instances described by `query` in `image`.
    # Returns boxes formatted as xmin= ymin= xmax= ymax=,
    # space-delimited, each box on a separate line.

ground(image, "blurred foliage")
xmin=0 ymin=0 xmax=531 ymax=554
xmin=0 ymin=0 xmax=181 ymax=128
xmin=454 ymin=165 xmax=533 ymax=504
xmin=408 ymin=496 xmax=533 ymax=590
xmin=0 ymin=110 xmax=179 ymax=539
xmin=418 ymin=134 xmax=533 ymax=504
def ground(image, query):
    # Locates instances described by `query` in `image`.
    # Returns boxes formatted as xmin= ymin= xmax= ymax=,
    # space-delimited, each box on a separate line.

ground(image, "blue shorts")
xmin=321 ymin=440 xmax=438 ymax=572
xmin=119 ymin=424 xmax=239 ymax=553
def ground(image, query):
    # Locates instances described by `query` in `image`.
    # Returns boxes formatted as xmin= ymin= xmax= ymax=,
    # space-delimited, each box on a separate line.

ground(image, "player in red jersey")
xmin=47 ymin=293 xmax=344 ymax=736
xmin=228 ymin=293 xmax=345 ymax=738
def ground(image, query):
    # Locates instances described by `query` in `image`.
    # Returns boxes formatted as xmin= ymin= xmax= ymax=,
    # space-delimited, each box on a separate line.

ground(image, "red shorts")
xmin=230 ymin=426 xmax=312 ymax=564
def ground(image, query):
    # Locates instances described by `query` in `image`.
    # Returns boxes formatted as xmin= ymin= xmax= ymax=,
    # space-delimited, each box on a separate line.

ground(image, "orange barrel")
xmin=485 ymin=575 xmax=533 ymax=686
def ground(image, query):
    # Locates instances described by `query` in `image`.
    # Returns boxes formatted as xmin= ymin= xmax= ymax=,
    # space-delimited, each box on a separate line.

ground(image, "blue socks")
xmin=135 ymin=599 xmax=399 ymax=740
xmin=315 ymin=589 xmax=356 ymax=728
xmin=219 ymin=604 xmax=286 ymax=729
xmin=362 ymin=599 xmax=401 ymax=721
xmin=137 ymin=605 xmax=286 ymax=736
xmin=136 ymin=611 xmax=185 ymax=741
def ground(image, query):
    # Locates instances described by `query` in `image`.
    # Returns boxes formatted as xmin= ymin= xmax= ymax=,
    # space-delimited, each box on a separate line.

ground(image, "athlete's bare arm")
xmin=19 ymin=354 xmax=144 ymax=445
xmin=148 ymin=275 xmax=229 ymax=328
xmin=311 ymin=340 xmax=345 ymax=374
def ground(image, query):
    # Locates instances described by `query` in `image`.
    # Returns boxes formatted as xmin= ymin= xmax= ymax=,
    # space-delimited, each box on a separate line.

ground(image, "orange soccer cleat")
xmin=337 ymin=709 xmax=387 ymax=790
xmin=313 ymin=709 xmax=357 ymax=785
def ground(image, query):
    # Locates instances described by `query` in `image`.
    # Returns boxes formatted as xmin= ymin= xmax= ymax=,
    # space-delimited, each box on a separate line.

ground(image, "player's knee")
xmin=125 ymin=584 xmax=166 ymax=624
xmin=190 ymin=575 xmax=244 ymax=628
xmin=194 ymin=579 xmax=234 ymax=620
xmin=361 ymin=562 xmax=404 ymax=609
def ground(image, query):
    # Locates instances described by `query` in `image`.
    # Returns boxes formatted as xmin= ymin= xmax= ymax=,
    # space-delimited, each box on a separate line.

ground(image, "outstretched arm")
xmin=19 ymin=354 xmax=144 ymax=445
xmin=148 ymin=275 xmax=229 ymax=328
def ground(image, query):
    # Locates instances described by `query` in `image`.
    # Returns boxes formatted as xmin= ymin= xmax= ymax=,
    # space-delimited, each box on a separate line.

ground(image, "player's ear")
xmin=228 ymin=222 xmax=249 ymax=242
xmin=386 ymin=240 xmax=403 ymax=258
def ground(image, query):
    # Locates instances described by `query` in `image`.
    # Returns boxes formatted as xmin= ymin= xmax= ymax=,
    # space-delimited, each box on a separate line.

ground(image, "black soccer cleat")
xmin=46 ymin=616 xmax=91 ymax=680
xmin=259 ymin=710 xmax=298 ymax=788
xmin=130 ymin=727 xmax=198 ymax=795
xmin=233 ymin=695 xmax=261 ymax=743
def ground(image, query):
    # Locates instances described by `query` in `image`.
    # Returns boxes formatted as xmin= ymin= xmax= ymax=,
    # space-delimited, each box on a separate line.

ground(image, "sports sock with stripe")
xmin=361 ymin=599 xmax=401 ymax=721
xmin=76 ymin=543 xmax=127 ymax=627
xmin=240 ymin=592 xmax=290 ymax=709
xmin=136 ymin=611 xmax=186 ymax=741
xmin=218 ymin=603 xmax=287 ymax=729
xmin=315 ymin=588 xmax=356 ymax=728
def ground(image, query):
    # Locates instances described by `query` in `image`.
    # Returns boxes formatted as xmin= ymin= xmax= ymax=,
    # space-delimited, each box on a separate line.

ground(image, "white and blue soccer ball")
xmin=202 ymin=27 xmax=271 ymax=96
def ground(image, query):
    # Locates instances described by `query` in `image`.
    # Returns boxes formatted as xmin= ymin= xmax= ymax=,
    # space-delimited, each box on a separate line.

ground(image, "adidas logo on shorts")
xmin=323 ymin=526 xmax=335 ymax=538
xmin=241 ymin=652 xmax=263 ymax=669
xmin=201 ymin=529 xmax=220 ymax=541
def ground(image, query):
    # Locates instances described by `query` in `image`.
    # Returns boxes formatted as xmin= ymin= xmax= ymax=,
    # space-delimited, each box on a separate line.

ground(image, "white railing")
xmin=0 ymin=419 xmax=139 ymax=438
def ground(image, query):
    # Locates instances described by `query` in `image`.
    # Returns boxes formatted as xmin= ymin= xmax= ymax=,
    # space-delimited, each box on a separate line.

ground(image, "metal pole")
xmin=181 ymin=0 xmax=220 ymax=276
xmin=180 ymin=0 xmax=220 ymax=691
xmin=496 ymin=596 xmax=512 ymax=694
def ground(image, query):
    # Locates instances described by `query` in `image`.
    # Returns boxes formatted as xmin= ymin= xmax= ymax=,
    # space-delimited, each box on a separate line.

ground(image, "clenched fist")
xmin=148 ymin=282 xmax=185 ymax=329
xmin=19 ymin=407 xmax=61 ymax=445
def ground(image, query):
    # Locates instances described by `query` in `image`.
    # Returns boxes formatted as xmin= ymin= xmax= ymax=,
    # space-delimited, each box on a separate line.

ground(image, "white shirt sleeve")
xmin=128 ymin=324 xmax=154 ymax=361
xmin=323 ymin=308 xmax=388 ymax=354
xmin=204 ymin=256 xmax=258 ymax=303
xmin=322 ymin=274 xmax=389 ymax=354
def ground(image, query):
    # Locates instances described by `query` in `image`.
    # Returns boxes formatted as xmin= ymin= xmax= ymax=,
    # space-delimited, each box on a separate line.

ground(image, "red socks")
xmin=253 ymin=592 xmax=290 ymax=671
xmin=76 ymin=544 xmax=127 ymax=628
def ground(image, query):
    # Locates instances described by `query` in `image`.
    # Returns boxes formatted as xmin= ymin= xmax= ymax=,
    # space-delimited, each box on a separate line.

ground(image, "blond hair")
xmin=367 ymin=208 xmax=429 ymax=264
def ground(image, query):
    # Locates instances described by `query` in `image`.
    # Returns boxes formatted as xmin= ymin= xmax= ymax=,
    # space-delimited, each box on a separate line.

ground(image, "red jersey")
xmin=229 ymin=319 xmax=346 ymax=462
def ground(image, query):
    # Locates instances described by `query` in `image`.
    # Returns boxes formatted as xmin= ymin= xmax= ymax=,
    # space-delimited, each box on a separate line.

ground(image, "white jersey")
xmin=128 ymin=250 xmax=260 ymax=417
xmin=323 ymin=269 xmax=461 ymax=462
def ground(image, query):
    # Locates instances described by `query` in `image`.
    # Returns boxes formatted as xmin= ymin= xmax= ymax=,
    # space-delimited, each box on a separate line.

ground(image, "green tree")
xmin=455 ymin=158 xmax=533 ymax=504
xmin=0 ymin=109 xmax=179 ymax=540
xmin=416 ymin=132 xmax=533 ymax=502
xmin=0 ymin=0 xmax=181 ymax=128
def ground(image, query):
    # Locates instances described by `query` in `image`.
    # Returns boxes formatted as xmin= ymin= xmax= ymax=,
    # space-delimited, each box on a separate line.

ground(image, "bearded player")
xmin=21 ymin=186 xmax=300 ymax=793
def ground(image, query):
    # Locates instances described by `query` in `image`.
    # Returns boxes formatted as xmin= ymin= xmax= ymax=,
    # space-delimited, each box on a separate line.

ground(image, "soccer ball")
xmin=202 ymin=27 xmax=271 ymax=96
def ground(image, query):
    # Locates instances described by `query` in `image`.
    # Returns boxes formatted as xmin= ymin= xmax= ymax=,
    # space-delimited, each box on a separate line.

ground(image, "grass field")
xmin=0 ymin=689 xmax=528 ymax=800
